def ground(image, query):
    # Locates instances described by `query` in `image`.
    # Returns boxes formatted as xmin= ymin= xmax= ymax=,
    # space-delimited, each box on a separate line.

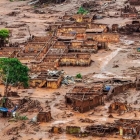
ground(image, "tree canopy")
xmin=0 ymin=29 xmax=9 ymax=40
xmin=0 ymin=58 xmax=29 ymax=93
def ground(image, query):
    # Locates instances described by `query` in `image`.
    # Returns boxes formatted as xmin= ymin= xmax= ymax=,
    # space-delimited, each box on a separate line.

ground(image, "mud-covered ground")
xmin=0 ymin=0 xmax=140 ymax=140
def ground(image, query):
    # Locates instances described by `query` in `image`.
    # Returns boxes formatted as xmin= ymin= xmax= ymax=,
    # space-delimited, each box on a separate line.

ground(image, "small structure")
xmin=65 ymin=85 xmax=104 ymax=113
xmin=29 ymin=70 xmax=63 ymax=88
xmin=49 ymin=126 xmax=63 ymax=133
xmin=112 ymin=24 xmax=119 ymax=32
xmin=66 ymin=126 xmax=81 ymax=134
xmin=37 ymin=111 xmax=51 ymax=122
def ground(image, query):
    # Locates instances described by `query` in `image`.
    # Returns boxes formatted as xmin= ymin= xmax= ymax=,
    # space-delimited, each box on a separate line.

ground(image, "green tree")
xmin=0 ymin=58 xmax=29 ymax=96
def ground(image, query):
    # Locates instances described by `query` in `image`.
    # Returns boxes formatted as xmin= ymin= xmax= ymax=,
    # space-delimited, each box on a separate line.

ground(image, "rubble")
xmin=0 ymin=97 xmax=44 ymax=114
xmin=129 ymin=0 xmax=140 ymax=5
xmin=86 ymin=124 xmax=117 ymax=137
xmin=79 ymin=118 xmax=95 ymax=123
xmin=121 ymin=5 xmax=138 ymax=18
xmin=108 ymin=102 xmax=132 ymax=115
xmin=61 ymin=75 xmax=75 ymax=85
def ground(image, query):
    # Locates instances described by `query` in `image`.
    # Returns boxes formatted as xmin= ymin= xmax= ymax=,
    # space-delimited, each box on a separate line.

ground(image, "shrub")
xmin=0 ymin=29 xmax=9 ymax=40
xmin=77 ymin=7 xmax=88 ymax=15
xmin=76 ymin=73 xmax=82 ymax=79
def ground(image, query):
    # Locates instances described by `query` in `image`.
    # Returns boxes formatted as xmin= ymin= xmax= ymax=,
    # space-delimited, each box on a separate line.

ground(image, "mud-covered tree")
xmin=0 ymin=29 xmax=9 ymax=48
xmin=0 ymin=58 xmax=29 ymax=96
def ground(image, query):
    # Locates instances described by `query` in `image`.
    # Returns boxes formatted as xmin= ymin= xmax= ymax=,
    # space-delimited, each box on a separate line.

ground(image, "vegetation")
xmin=17 ymin=115 xmax=28 ymax=120
xmin=0 ymin=29 xmax=9 ymax=39
xmin=0 ymin=29 xmax=9 ymax=47
xmin=77 ymin=7 xmax=88 ymax=15
xmin=76 ymin=73 xmax=82 ymax=79
xmin=0 ymin=58 xmax=29 ymax=96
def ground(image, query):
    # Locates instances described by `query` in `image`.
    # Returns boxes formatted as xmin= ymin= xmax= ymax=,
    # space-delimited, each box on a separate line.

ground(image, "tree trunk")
xmin=4 ymin=85 xmax=8 ymax=96
xmin=4 ymin=85 xmax=11 ymax=96
xmin=0 ymin=39 xmax=4 ymax=48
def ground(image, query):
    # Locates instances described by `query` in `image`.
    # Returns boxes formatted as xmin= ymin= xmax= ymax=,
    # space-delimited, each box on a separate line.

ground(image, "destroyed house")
xmin=106 ymin=78 xmax=135 ymax=99
xmin=86 ymin=124 xmax=117 ymax=137
xmin=65 ymin=85 xmax=104 ymax=113
xmin=60 ymin=53 xmax=91 ymax=66
xmin=62 ymin=14 xmax=93 ymax=23
xmin=121 ymin=5 xmax=138 ymax=18
xmin=19 ymin=35 xmax=53 ymax=63
xmin=68 ymin=40 xmax=98 ymax=53
xmin=0 ymin=47 xmax=20 ymax=58
xmin=30 ymin=35 xmax=52 ymax=43
xmin=119 ymin=20 xmax=140 ymax=34
xmin=30 ymin=63 xmax=55 ymax=72
xmin=37 ymin=111 xmax=51 ymax=122
xmin=29 ymin=70 xmax=63 ymax=88
xmin=17 ymin=42 xmax=48 ymax=63
xmin=129 ymin=0 xmax=140 ymax=5
xmin=43 ymin=55 xmax=60 ymax=67
xmin=47 ymin=41 xmax=68 ymax=55
xmin=115 ymin=119 xmax=140 ymax=139
xmin=85 ymin=119 xmax=140 ymax=138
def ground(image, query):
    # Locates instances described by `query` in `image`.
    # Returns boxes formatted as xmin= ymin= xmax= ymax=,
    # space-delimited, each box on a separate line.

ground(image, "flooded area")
xmin=0 ymin=0 xmax=140 ymax=140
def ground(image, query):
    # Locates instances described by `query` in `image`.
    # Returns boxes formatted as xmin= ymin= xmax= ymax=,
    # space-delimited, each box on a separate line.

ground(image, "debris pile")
xmin=121 ymin=5 xmax=138 ymax=18
xmin=108 ymin=102 xmax=132 ymax=115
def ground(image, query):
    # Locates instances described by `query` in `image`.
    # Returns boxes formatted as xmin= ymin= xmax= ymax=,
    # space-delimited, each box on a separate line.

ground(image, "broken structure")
xmin=121 ymin=5 xmax=138 ymax=18
xmin=29 ymin=70 xmax=63 ymax=88
xmin=65 ymin=85 xmax=104 ymax=113
xmin=129 ymin=0 xmax=140 ymax=5
xmin=37 ymin=111 xmax=52 ymax=122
